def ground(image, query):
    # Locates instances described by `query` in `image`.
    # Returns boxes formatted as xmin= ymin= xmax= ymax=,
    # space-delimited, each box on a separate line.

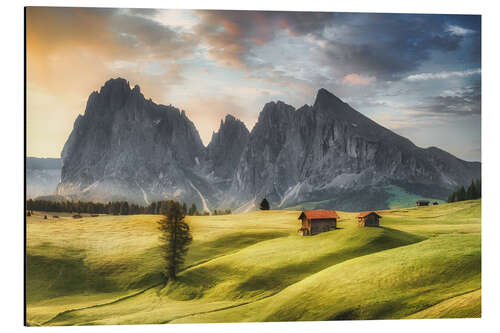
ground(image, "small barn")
xmin=416 ymin=200 xmax=430 ymax=206
xmin=298 ymin=210 xmax=338 ymax=236
xmin=357 ymin=211 xmax=381 ymax=227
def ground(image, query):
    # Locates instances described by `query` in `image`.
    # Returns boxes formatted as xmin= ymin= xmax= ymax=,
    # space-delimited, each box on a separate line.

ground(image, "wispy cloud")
xmin=447 ymin=24 xmax=475 ymax=36
xmin=416 ymin=82 xmax=481 ymax=116
xmin=405 ymin=69 xmax=481 ymax=81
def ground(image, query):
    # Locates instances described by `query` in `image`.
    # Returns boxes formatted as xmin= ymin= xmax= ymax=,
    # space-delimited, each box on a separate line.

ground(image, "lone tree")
xmin=157 ymin=200 xmax=193 ymax=281
xmin=260 ymin=198 xmax=270 ymax=210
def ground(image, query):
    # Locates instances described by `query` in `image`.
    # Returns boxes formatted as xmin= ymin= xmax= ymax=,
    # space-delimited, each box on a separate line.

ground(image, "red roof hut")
xmin=357 ymin=211 xmax=382 ymax=227
xmin=298 ymin=210 xmax=339 ymax=236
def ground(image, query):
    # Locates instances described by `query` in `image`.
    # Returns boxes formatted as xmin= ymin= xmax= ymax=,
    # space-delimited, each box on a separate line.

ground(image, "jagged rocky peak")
xmin=311 ymin=87 xmax=362 ymax=122
xmin=209 ymin=114 xmax=249 ymax=144
xmin=206 ymin=114 xmax=250 ymax=182
xmin=220 ymin=114 xmax=245 ymax=128
xmin=102 ymin=76 xmax=130 ymax=89
xmin=99 ymin=77 xmax=132 ymax=99
xmin=313 ymin=88 xmax=345 ymax=107
xmin=261 ymin=100 xmax=295 ymax=113
xmin=57 ymin=79 xmax=481 ymax=211
xmin=84 ymin=78 xmax=135 ymax=116
xmin=58 ymin=77 xmax=208 ymax=206
xmin=255 ymin=100 xmax=296 ymax=129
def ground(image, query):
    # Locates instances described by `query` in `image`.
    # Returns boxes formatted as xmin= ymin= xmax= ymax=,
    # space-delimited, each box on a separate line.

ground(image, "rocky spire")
xmin=206 ymin=114 xmax=249 ymax=183
xmin=313 ymin=88 xmax=345 ymax=109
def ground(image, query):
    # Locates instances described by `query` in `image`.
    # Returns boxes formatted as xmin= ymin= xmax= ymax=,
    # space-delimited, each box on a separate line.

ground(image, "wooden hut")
xmin=416 ymin=200 xmax=430 ymax=206
xmin=357 ymin=211 xmax=381 ymax=227
xmin=298 ymin=210 xmax=338 ymax=236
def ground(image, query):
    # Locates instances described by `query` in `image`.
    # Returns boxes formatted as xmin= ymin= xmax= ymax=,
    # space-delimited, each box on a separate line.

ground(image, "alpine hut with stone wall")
xmin=357 ymin=211 xmax=381 ymax=227
xmin=298 ymin=210 xmax=339 ymax=236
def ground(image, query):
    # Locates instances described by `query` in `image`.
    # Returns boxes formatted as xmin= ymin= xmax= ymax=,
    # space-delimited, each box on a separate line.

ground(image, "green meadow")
xmin=26 ymin=200 xmax=481 ymax=325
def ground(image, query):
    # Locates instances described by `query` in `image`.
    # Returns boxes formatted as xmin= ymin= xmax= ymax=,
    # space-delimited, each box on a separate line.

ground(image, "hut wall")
xmin=299 ymin=218 xmax=311 ymax=236
xmin=310 ymin=219 xmax=337 ymax=235
xmin=364 ymin=215 xmax=379 ymax=226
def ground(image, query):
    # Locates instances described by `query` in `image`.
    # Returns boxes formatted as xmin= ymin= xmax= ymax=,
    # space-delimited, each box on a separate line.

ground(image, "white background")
xmin=1 ymin=0 xmax=498 ymax=332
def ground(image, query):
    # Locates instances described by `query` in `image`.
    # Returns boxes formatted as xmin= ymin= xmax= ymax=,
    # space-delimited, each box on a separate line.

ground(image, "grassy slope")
xmin=284 ymin=185 xmax=446 ymax=211
xmin=384 ymin=185 xmax=446 ymax=209
xmin=26 ymin=200 xmax=481 ymax=325
xmin=26 ymin=210 xmax=295 ymax=325
xmin=174 ymin=233 xmax=479 ymax=323
xmin=406 ymin=289 xmax=481 ymax=319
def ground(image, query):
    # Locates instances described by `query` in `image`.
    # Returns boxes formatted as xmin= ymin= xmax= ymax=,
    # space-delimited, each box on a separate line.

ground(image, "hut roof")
xmin=358 ymin=211 xmax=382 ymax=218
xmin=298 ymin=210 xmax=339 ymax=220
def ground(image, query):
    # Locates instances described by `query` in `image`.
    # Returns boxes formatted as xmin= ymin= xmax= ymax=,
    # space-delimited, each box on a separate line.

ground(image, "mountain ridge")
xmin=54 ymin=78 xmax=480 ymax=211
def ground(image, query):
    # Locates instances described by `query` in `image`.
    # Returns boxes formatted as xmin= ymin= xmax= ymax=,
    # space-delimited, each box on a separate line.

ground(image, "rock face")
xmin=57 ymin=79 xmax=481 ymax=211
xmin=205 ymin=115 xmax=249 ymax=191
xmin=58 ymin=78 xmax=209 ymax=207
xmin=227 ymin=88 xmax=480 ymax=211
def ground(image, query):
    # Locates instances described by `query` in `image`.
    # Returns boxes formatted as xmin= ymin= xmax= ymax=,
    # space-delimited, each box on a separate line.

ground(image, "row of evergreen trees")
xmin=26 ymin=199 xmax=111 ymax=214
xmin=447 ymin=179 xmax=481 ymax=203
xmin=26 ymin=198 xmax=232 ymax=216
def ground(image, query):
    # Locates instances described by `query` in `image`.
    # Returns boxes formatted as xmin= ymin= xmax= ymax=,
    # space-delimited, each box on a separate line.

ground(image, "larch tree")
xmin=157 ymin=200 xmax=193 ymax=281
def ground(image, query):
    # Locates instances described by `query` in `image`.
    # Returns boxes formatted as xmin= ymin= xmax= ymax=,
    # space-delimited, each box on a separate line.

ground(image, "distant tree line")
xmin=26 ymin=199 xmax=111 ymax=214
xmin=26 ymin=199 xmax=231 ymax=216
xmin=447 ymin=179 xmax=481 ymax=203
xmin=211 ymin=209 xmax=232 ymax=215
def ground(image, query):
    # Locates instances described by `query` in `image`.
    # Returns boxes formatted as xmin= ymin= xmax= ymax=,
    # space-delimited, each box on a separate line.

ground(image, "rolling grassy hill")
xmin=26 ymin=200 xmax=481 ymax=325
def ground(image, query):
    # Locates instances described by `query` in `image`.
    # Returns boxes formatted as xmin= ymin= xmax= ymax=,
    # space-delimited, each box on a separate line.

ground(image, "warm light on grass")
xmin=26 ymin=200 xmax=481 ymax=325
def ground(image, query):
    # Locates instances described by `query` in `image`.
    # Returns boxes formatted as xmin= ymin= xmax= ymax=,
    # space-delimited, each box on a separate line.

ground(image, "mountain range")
xmin=39 ymin=78 xmax=480 ymax=211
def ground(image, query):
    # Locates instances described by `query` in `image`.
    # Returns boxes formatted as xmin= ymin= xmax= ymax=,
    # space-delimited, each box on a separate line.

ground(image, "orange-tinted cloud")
xmin=26 ymin=7 xmax=199 ymax=157
xmin=342 ymin=73 xmax=376 ymax=85
xmin=26 ymin=7 xmax=198 ymax=93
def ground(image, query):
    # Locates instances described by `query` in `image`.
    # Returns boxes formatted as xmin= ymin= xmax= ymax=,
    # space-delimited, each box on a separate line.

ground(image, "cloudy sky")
xmin=26 ymin=7 xmax=481 ymax=161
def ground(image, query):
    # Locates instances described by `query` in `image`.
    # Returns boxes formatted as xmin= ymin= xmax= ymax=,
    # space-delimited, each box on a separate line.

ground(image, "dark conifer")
xmin=157 ymin=200 xmax=193 ymax=281
xmin=260 ymin=198 xmax=270 ymax=210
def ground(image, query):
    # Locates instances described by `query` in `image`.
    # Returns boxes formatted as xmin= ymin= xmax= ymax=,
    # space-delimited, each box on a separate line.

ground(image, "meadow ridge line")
xmin=404 ymin=287 xmax=481 ymax=318
xmin=165 ymin=235 xmax=431 ymax=324
xmin=40 ymin=233 xmax=291 ymax=326
xmin=182 ymin=235 xmax=292 ymax=270
xmin=162 ymin=291 xmax=282 ymax=324
xmin=45 ymin=228 xmax=430 ymax=325
xmin=42 ymin=231 xmax=424 ymax=325
xmin=42 ymin=283 xmax=163 ymax=326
